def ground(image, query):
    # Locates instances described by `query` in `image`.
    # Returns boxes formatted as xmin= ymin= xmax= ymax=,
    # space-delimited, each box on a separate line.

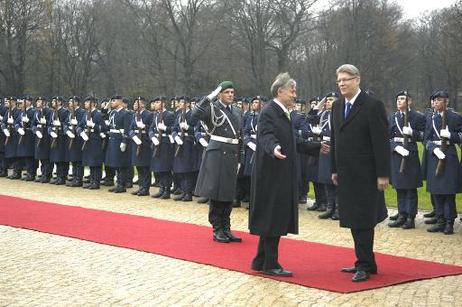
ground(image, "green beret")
xmin=219 ymin=81 xmax=234 ymax=92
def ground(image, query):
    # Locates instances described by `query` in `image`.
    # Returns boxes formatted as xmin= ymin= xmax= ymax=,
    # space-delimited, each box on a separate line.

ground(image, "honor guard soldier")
xmin=129 ymin=97 xmax=153 ymax=196
xmin=149 ymin=97 xmax=175 ymax=199
xmin=424 ymin=90 xmax=462 ymax=235
xmin=192 ymin=81 xmax=243 ymax=243
xmin=78 ymin=96 xmax=106 ymax=189
xmin=64 ymin=96 xmax=86 ymax=187
xmin=172 ymin=96 xmax=198 ymax=202
xmin=317 ymin=92 xmax=340 ymax=220
xmin=123 ymin=98 xmax=135 ymax=188
xmin=387 ymin=91 xmax=425 ymax=229
xmin=194 ymin=111 xmax=210 ymax=204
xmin=15 ymin=96 xmax=37 ymax=180
xmin=48 ymin=96 xmax=70 ymax=185
xmin=0 ymin=97 xmax=6 ymax=177
xmin=100 ymin=98 xmax=115 ymax=186
xmin=106 ymin=96 xmax=132 ymax=193
xmin=2 ymin=97 xmax=21 ymax=179
xmin=32 ymin=97 xmax=52 ymax=182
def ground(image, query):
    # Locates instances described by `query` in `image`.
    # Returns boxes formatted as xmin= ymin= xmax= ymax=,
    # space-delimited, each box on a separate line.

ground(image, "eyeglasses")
xmin=336 ymin=77 xmax=357 ymax=84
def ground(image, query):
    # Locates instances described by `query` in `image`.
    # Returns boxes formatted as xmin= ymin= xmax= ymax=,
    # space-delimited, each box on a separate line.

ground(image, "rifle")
xmin=18 ymin=100 xmax=27 ymax=145
xmin=36 ymin=108 xmax=45 ymax=148
xmin=435 ymin=105 xmax=448 ymax=176
xmin=4 ymin=100 xmax=12 ymax=145
xmin=174 ymin=108 xmax=186 ymax=157
xmin=81 ymin=107 xmax=92 ymax=151
xmin=152 ymin=108 xmax=164 ymax=158
xmin=68 ymin=102 xmax=76 ymax=150
xmin=135 ymin=106 xmax=142 ymax=157
xmin=50 ymin=105 xmax=59 ymax=149
xmin=399 ymin=95 xmax=409 ymax=173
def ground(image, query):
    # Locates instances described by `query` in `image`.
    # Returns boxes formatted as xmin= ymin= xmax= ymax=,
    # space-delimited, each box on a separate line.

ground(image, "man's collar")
xmin=273 ymin=98 xmax=289 ymax=115
xmin=345 ymin=89 xmax=361 ymax=105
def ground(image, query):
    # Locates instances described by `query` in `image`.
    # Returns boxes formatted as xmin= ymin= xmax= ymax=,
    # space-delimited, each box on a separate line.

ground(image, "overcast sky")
xmin=400 ymin=0 xmax=456 ymax=18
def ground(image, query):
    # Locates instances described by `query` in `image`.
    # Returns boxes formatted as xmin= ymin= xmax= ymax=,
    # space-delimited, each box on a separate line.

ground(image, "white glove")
xmin=35 ymin=130 xmax=43 ymax=139
xmin=440 ymin=128 xmax=451 ymax=139
xmin=433 ymin=147 xmax=446 ymax=160
xmin=120 ymin=142 xmax=127 ymax=152
xmin=174 ymin=135 xmax=184 ymax=145
xmin=40 ymin=118 xmax=47 ymax=124
xmin=207 ymin=86 xmax=222 ymax=100
xmin=22 ymin=116 xmax=29 ymax=123
xmin=180 ymin=122 xmax=189 ymax=131
xmin=394 ymin=145 xmax=409 ymax=157
xmin=7 ymin=117 xmax=14 ymax=124
xmin=247 ymin=142 xmax=256 ymax=151
xmin=99 ymin=132 xmax=106 ymax=139
xmin=151 ymin=137 xmax=160 ymax=146
xmin=3 ymin=129 xmax=10 ymax=137
xmin=17 ymin=128 xmax=25 ymax=136
xmin=132 ymin=135 xmax=142 ymax=145
xmin=53 ymin=120 xmax=61 ymax=127
xmin=0 ymin=115 xmax=3 ymax=121
xmin=80 ymin=132 xmax=89 ymax=141
xmin=50 ymin=131 xmax=58 ymax=138
xmin=168 ymin=135 xmax=174 ymax=144
xmin=157 ymin=122 xmax=167 ymax=131
xmin=66 ymin=130 xmax=75 ymax=138
xmin=136 ymin=121 xmax=145 ymax=129
xmin=70 ymin=118 xmax=78 ymax=125
xmin=104 ymin=120 xmax=110 ymax=126
xmin=86 ymin=120 xmax=95 ymax=128
xmin=311 ymin=126 xmax=322 ymax=135
xmin=402 ymin=125 xmax=413 ymax=136
xmin=199 ymin=138 xmax=208 ymax=147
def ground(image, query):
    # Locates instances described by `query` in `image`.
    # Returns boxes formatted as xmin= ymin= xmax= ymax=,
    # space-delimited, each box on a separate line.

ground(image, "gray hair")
xmin=336 ymin=64 xmax=360 ymax=77
xmin=271 ymin=72 xmax=297 ymax=97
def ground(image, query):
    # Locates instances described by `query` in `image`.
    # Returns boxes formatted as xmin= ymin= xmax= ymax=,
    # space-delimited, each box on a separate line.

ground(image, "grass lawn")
xmin=308 ymin=143 xmax=462 ymax=212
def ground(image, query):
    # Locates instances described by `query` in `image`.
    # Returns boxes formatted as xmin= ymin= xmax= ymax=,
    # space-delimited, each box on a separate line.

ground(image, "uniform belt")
xmin=392 ymin=137 xmax=414 ymax=143
xmin=322 ymin=136 xmax=330 ymax=142
xmin=155 ymin=133 xmax=168 ymax=137
xmin=250 ymin=134 xmax=257 ymax=139
xmin=432 ymin=140 xmax=451 ymax=146
xmin=134 ymin=130 xmax=146 ymax=134
xmin=210 ymin=135 xmax=239 ymax=145
xmin=37 ymin=124 xmax=43 ymax=128
xmin=109 ymin=129 xmax=124 ymax=134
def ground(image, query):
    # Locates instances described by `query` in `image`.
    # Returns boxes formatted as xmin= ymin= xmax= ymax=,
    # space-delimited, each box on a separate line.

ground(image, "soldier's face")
xmin=251 ymin=101 xmax=260 ymax=111
xmin=36 ymin=100 xmax=43 ymax=108
xmin=219 ymin=89 xmax=234 ymax=104
xmin=325 ymin=97 xmax=335 ymax=110
xmin=396 ymin=95 xmax=407 ymax=110
xmin=434 ymin=98 xmax=447 ymax=112
xmin=295 ymin=103 xmax=302 ymax=111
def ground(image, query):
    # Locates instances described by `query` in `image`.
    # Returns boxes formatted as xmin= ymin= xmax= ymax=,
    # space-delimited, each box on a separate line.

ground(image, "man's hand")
xmin=394 ymin=145 xmax=409 ymax=157
xmin=207 ymin=86 xmax=222 ymax=100
xmin=273 ymin=145 xmax=286 ymax=160
xmin=247 ymin=142 xmax=256 ymax=151
xmin=331 ymin=173 xmax=338 ymax=186
xmin=320 ymin=143 xmax=330 ymax=154
xmin=377 ymin=177 xmax=389 ymax=191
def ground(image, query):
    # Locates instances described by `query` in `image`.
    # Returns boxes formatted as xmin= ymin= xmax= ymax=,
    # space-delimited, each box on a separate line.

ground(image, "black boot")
xmin=331 ymin=208 xmax=339 ymax=220
xmin=318 ymin=206 xmax=334 ymax=219
xmin=307 ymin=202 xmax=320 ymax=211
xmin=151 ymin=187 xmax=164 ymax=198
xmin=443 ymin=220 xmax=454 ymax=235
xmin=160 ymin=190 xmax=171 ymax=199
xmin=137 ymin=189 xmax=149 ymax=196
xmin=423 ymin=211 xmax=436 ymax=218
xmin=427 ymin=218 xmax=445 ymax=233
xmin=389 ymin=213 xmax=399 ymax=221
xmin=173 ymin=193 xmax=184 ymax=201
xmin=388 ymin=215 xmax=406 ymax=228
xmin=182 ymin=193 xmax=193 ymax=202
xmin=197 ymin=197 xmax=209 ymax=204
xmin=223 ymin=228 xmax=242 ymax=242
xmin=401 ymin=217 xmax=415 ymax=229
xmin=316 ymin=203 xmax=327 ymax=212
xmin=213 ymin=228 xmax=230 ymax=243
xmin=425 ymin=217 xmax=438 ymax=225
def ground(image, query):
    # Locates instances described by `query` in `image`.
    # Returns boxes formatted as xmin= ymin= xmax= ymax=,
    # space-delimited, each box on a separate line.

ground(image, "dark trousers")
xmin=156 ymin=171 xmax=172 ymax=190
xmin=55 ymin=162 xmax=69 ymax=180
xmin=396 ymin=188 xmax=418 ymax=218
xmin=313 ymin=182 xmax=327 ymax=204
xmin=325 ymin=183 xmax=337 ymax=208
xmin=235 ymin=175 xmax=250 ymax=201
xmin=71 ymin=161 xmax=83 ymax=182
xmin=128 ymin=166 xmax=134 ymax=183
xmin=0 ymin=151 xmax=4 ymax=172
xmin=90 ymin=166 xmax=102 ymax=185
xmin=104 ymin=166 xmax=115 ymax=181
xmin=252 ymin=236 xmax=281 ymax=270
xmin=40 ymin=159 xmax=52 ymax=179
xmin=433 ymin=194 xmax=457 ymax=221
xmin=179 ymin=172 xmax=195 ymax=194
xmin=351 ymin=228 xmax=376 ymax=273
xmin=136 ymin=166 xmax=151 ymax=191
xmin=209 ymin=200 xmax=233 ymax=230
xmin=116 ymin=167 xmax=128 ymax=187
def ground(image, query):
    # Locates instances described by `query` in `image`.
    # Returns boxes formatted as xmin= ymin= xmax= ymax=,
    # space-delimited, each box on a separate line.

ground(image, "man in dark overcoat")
xmin=249 ymin=73 xmax=325 ymax=277
xmin=330 ymin=64 xmax=390 ymax=282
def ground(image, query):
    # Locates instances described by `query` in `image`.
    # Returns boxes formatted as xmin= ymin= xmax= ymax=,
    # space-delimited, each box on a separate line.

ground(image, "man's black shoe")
xmin=331 ymin=209 xmax=339 ymax=220
xmin=103 ymin=180 xmax=114 ymax=187
xmin=213 ymin=229 xmax=230 ymax=243
xmin=318 ymin=208 xmax=334 ymax=219
xmin=388 ymin=215 xmax=406 ymax=228
xmin=69 ymin=181 xmax=83 ymax=187
xmin=423 ymin=211 xmax=436 ymax=218
xmin=250 ymin=264 xmax=263 ymax=272
xmin=307 ymin=202 xmax=319 ymax=211
xmin=262 ymin=268 xmax=293 ymax=277
xmin=223 ymin=229 xmax=242 ymax=242
xmin=113 ymin=186 xmax=126 ymax=193
xmin=88 ymin=183 xmax=100 ymax=190
xmin=182 ymin=193 xmax=193 ymax=201
xmin=444 ymin=223 xmax=454 ymax=235
xmin=427 ymin=220 xmax=445 ymax=232
xmin=160 ymin=192 xmax=171 ymax=199
xmin=197 ymin=197 xmax=209 ymax=204
xmin=389 ymin=213 xmax=399 ymax=221
xmin=316 ymin=203 xmax=327 ymax=212
xmin=137 ymin=190 xmax=149 ymax=196
xmin=25 ymin=175 xmax=35 ymax=182
xmin=425 ymin=217 xmax=438 ymax=225
xmin=401 ymin=218 xmax=415 ymax=229
xmin=341 ymin=267 xmax=377 ymax=274
xmin=352 ymin=270 xmax=369 ymax=282
xmin=173 ymin=193 xmax=184 ymax=201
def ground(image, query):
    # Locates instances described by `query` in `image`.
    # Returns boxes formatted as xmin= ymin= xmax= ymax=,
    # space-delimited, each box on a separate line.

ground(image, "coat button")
xmin=223 ymin=151 xmax=227 ymax=155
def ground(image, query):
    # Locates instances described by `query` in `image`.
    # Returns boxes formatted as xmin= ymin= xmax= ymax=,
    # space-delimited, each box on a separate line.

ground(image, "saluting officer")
xmin=31 ymin=97 xmax=52 ymax=183
xmin=15 ymin=96 xmax=37 ymax=181
xmin=78 ymin=96 xmax=106 ymax=189
xmin=2 ymin=97 xmax=21 ymax=179
xmin=424 ymin=90 xmax=462 ymax=235
xmin=388 ymin=91 xmax=425 ymax=229
xmin=64 ymin=96 xmax=86 ymax=187
xmin=129 ymin=97 xmax=153 ymax=196
xmin=149 ymin=97 xmax=175 ymax=199
xmin=106 ymin=96 xmax=132 ymax=193
xmin=192 ymin=81 xmax=243 ymax=243
xmin=48 ymin=96 xmax=70 ymax=185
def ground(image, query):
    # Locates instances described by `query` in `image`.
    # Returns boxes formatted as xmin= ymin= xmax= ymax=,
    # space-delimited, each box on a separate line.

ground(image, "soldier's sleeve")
xmin=191 ymin=97 xmax=212 ymax=124
xmin=423 ymin=116 xmax=437 ymax=152
xmin=450 ymin=112 xmax=462 ymax=144
xmin=412 ymin=112 xmax=426 ymax=142
xmin=172 ymin=113 xmax=180 ymax=138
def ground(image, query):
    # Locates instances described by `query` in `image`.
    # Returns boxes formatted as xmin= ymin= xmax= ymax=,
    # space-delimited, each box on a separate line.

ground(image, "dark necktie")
xmin=344 ymin=102 xmax=352 ymax=119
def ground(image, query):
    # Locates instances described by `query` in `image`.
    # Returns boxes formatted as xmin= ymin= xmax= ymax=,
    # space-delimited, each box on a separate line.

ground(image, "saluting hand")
xmin=273 ymin=145 xmax=287 ymax=160
xmin=377 ymin=177 xmax=389 ymax=191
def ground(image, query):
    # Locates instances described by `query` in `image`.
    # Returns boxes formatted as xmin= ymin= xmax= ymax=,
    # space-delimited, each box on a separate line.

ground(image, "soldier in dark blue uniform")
xmin=106 ymin=96 xmax=132 ymax=193
xmin=31 ymin=97 xmax=52 ymax=183
xmin=193 ymin=81 xmax=243 ymax=243
xmin=317 ymin=92 xmax=340 ymax=220
xmin=15 ymin=96 xmax=36 ymax=181
xmin=172 ymin=97 xmax=198 ymax=202
xmin=123 ymin=98 xmax=135 ymax=188
xmin=48 ymin=96 xmax=70 ymax=185
xmin=2 ymin=97 xmax=21 ymax=179
xmin=424 ymin=90 xmax=462 ymax=235
xmin=100 ymin=98 xmax=115 ymax=186
xmin=128 ymin=97 xmax=153 ymax=196
xmin=149 ymin=97 xmax=175 ymax=199
xmin=387 ymin=91 xmax=426 ymax=229
xmin=64 ymin=96 xmax=86 ymax=187
xmin=78 ymin=96 xmax=106 ymax=189
xmin=0 ymin=97 xmax=6 ymax=177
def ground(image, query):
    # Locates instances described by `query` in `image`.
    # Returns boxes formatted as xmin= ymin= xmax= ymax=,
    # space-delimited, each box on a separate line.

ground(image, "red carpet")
xmin=1 ymin=195 xmax=461 ymax=293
